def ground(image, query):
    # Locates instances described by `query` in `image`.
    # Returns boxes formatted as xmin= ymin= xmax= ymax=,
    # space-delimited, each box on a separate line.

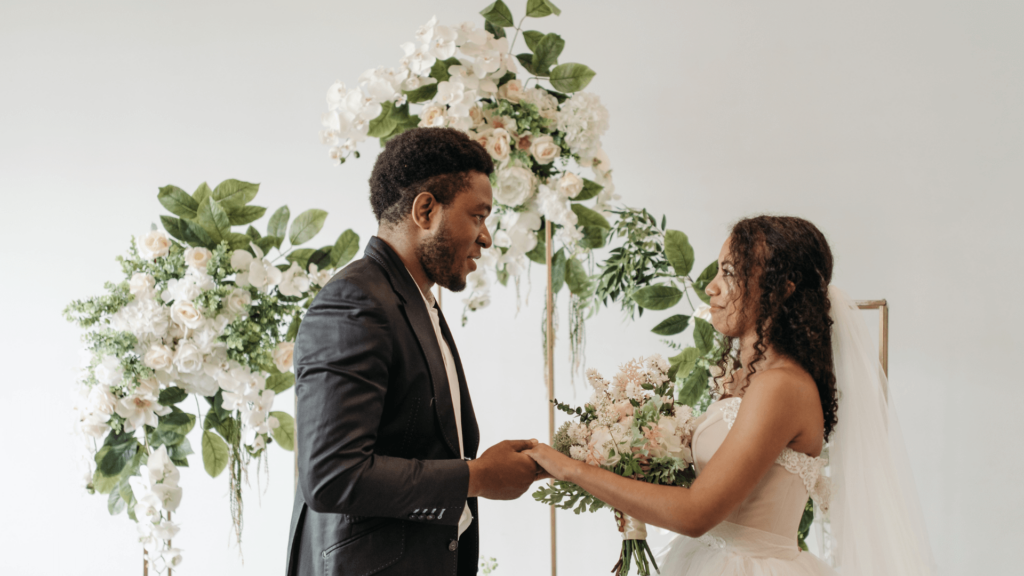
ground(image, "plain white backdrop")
xmin=1 ymin=1 xmax=1021 ymax=574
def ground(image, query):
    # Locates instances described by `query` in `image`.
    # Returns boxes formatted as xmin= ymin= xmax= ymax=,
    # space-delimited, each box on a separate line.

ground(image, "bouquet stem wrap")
xmin=613 ymin=510 xmax=659 ymax=575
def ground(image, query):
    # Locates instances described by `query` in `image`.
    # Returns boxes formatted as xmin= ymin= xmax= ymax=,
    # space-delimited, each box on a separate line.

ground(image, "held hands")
xmin=467 ymin=439 xmax=550 ymax=500
xmin=523 ymin=441 xmax=579 ymax=482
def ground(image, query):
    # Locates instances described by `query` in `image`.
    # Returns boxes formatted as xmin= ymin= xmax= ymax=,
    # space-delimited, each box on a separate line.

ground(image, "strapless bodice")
xmin=691 ymin=398 xmax=830 ymax=541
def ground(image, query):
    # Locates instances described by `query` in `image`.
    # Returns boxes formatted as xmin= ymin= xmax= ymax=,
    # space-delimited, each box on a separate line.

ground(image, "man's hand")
xmin=467 ymin=439 xmax=544 ymax=500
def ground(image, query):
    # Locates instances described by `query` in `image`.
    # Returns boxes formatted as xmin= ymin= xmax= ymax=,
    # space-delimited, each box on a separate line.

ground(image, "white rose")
xmin=468 ymin=105 xmax=485 ymax=127
xmin=486 ymin=128 xmax=511 ymax=163
xmin=556 ymin=172 xmax=584 ymax=199
xmin=471 ymin=128 xmax=492 ymax=151
xmin=496 ymin=79 xmax=524 ymax=103
xmin=87 ymin=384 xmax=118 ymax=416
xmin=184 ymin=247 xmax=214 ymax=271
xmin=144 ymin=344 xmax=175 ymax=371
xmin=173 ymin=341 xmax=204 ymax=374
xmin=694 ymin=304 xmax=713 ymax=322
xmin=137 ymin=230 xmax=171 ymax=261
xmin=279 ymin=262 xmax=310 ymax=297
xmin=170 ymin=300 xmax=203 ymax=330
xmin=493 ymin=166 xmax=536 ymax=207
xmin=272 ymin=342 xmax=295 ymax=373
xmin=418 ymin=103 xmax=447 ymax=128
xmin=530 ymin=135 xmax=561 ymax=165
xmin=225 ymin=288 xmax=252 ymax=317
xmin=129 ymin=273 xmax=156 ymax=299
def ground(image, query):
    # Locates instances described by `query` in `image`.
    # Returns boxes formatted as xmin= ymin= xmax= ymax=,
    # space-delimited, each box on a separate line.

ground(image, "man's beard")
xmin=416 ymin=216 xmax=467 ymax=292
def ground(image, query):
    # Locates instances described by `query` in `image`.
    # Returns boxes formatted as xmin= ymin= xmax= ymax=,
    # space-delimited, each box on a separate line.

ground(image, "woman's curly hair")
xmin=718 ymin=215 xmax=839 ymax=439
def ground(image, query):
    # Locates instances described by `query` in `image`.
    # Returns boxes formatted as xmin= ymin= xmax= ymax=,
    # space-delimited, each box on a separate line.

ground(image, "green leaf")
xmin=166 ymin=436 xmax=193 ymax=465
xmin=550 ymin=248 xmax=566 ymax=294
xmin=574 ymin=178 xmax=603 ymax=201
xmin=570 ymin=204 xmax=610 ymax=229
xmin=531 ymin=33 xmax=565 ymax=75
xmin=108 ymin=489 xmax=125 ymax=516
xmin=694 ymin=318 xmax=716 ymax=354
xmin=549 ymin=63 xmax=596 ymax=93
xmin=268 ymin=205 xmax=290 ymax=239
xmin=523 ymin=30 xmax=545 ymax=51
xmin=483 ymin=19 xmax=506 ymax=39
xmin=679 ymin=366 xmax=710 ymax=407
xmin=632 ymin=284 xmax=683 ymax=310
xmin=367 ymin=101 xmax=403 ymax=138
xmin=332 ymin=229 xmax=360 ymax=268
xmin=212 ymin=179 xmax=259 ymax=209
xmin=157 ymin=185 xmax=199 ymax=219
xmin=255 ymin=236 xmax=278 ymax=255
xmin=267 ymin=372 xmax=295 ymax=394
xmin=225 ymin=232 xmax=252 ymax=250
xmin=578 ymin=225 xmax=607 ymax=250
xmin=565 ymin=257 xmax=591 ymax=296
xmin=182 ymin=218 xmax=215 ymax=248
xmin=246 ymin=225 xmax=262 ymax=240
xmin=192 ymin=182 xmax=212 ymax=204
xmin=480 ymin=0 xmax=515 ymax=28
xmin=693 ymin=261 xmax=718 ymax=305
xmin=286 ymin=248 xmax=316 ymax=269
xmin=664 ymin=230 xmax=695 ymax=276
xmin=196 ymin=197 xmax=230 ymax=242
xmin=161 ymin=215 xmax=185 ymax=241
xmin=652 ymin=314 xmax=690 ymax=336
xmin=288 ymin=209 xmax=328 ymax=245
xmin=228 ymin=205 xmax=266 ymax=226
xmin=118 ymin=476 xmax=136 ymax=518
xmin=669 ymin=347 xmax=700 ymax=382
xmin=92 ymin=469 xmax=120 ymax=495
xmin=270 ymin=411 xmax=296 ymax=451
xmin=403 ymin=82 xmax=438 ymax=104
xmin=201 ymin=430 xmax=229 ymax=478
xmin=158 ymin=387 xmax=188 ymax=406
xmin=159 ymin=407 xmax=196 ymax=436
xmin=308 ymin=246 xmax=334 ymax=271
xmin=526 ymin=0 xmax=561 ymax=17
xmin=516 ymin=53 xmax=538 ymax=75
xmin=525 ymin=230 xmax=547 ymax=264
xmin=431 ymin=57 xmax=460 ymax=83
xmin=97 ymin=443 xmax=136 ymax=478
xmin=285 ymin=313 xmax=302 ymax=342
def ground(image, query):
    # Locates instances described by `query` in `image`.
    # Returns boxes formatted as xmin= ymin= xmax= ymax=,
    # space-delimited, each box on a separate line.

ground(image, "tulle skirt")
xmin=656 ymin=521 xmax=837 ymax=576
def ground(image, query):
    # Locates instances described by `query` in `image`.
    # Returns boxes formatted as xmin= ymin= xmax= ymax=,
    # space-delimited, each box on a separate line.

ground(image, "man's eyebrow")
xmin=475 ymin=202 xmax=492 ymax=215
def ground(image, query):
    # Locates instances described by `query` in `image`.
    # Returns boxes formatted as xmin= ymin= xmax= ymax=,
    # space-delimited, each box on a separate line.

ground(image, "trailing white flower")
xmin=231 ymin=243 xmax=282 ymax=292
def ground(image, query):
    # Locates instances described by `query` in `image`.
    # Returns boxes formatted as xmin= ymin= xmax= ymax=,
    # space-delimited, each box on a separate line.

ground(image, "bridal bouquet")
xmin=319 ymin=0 xmax=619 ymax=329
xmin=65 ymin=179 xmax=359 ymax=572
xmin=535 ymin=355 xmax=700 ymax=576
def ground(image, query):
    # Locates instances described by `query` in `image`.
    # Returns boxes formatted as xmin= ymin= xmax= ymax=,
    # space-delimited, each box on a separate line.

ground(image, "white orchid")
xmin=279 ymin=261 xmax=310 ymax=297
xmin=231 ymin=243 xmax=282 ymax=292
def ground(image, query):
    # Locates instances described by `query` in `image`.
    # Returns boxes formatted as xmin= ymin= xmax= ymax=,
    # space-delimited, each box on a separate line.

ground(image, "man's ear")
xmin=410 ymin=191 xmax=439 ymax=231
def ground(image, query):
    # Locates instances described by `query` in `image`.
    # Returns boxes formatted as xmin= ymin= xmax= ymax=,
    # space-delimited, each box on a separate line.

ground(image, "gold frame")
xmin=854 ymin=300 xmax=890 ymax=397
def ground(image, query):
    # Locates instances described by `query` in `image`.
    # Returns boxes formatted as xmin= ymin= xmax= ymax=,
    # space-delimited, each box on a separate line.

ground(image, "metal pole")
xmin=544 ymin=220 xmax=557 ymax=576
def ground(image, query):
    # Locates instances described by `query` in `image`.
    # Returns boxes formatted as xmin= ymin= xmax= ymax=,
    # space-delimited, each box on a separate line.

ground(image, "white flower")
xmin=308 ymin=263 xmax=335 ymax=287
xmin=173 ymin=341 xmax=204 ymax=374
xmin=225 ymin=287 xmax=252 ymax=317
xmin=183 ymin=247 xmax=214 ymax=271
xmin=94 ymin=355 xmax=123 ymax=386
xmin=486 ymin=128 xmax=511 ymax=163
xmin=496 ymin=79 xmax=524 ymax=103
xmin=129 ymin=273 xmax=156 ymax=299
xmin=557 ymin=92 xmax=610 ymax=163
xmin=279 ymin=262 xmax=311 ymax=297
xmin=419 ymin=103 xmax=448 ymax=128
xmin=273 ymin=342 xmax=295 ymax=373
xmin=415 ymin=15 xmax=438 ymax=44
xmin=585 ymin=426 xmax=621 ymax=468
xmin=170 ymin=300 xmax=204 ymax=330
xmin=646 ymin=354 xmax=671 ymax=374
xmin=463 ymin=292 xmax=491 ymax=311
xmin=555 ymin=173 xmax=584 ymax=199
xmin=161 ymin=268 xmax=214 ymax=303
xmin=144 ymin=344 xmax=175 ymax=372
xmin=114 ymin=382 xmax=170 ymax=432
xmin=529 ymin=135 xmax=561 ymax=165
xmin=427 ymin=24 xmax=457 ymax=59
xmin=568 ymin=422 xmax=591 ymax=445
xmin=493 ymin=166 xmax=536 ymax=207
xmin=150 ymin=519 xmax=181 ymax=541
xmin=326 ymin=81 xmax=347 ymax=109
xmin=569 ymin=445 xmax=587 ymax=461
xmin=231 ymin=244 xmax=282 ymax=292
xmin=137 ymin=230 xmax=171 ymax=261
xmin=694 ymin=304 xmax=713 ymax=322
xmin=435 ymin=80 xmax=466 ymax=107
xmin=521 ymin=87 xmax=559 ymax=120
xmin=162 ymin=548 xmax=183 ymax=569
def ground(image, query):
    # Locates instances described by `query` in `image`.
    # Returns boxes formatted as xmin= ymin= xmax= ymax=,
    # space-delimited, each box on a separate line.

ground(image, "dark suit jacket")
xmin=286 ymin=236 xmax=481 ymax=576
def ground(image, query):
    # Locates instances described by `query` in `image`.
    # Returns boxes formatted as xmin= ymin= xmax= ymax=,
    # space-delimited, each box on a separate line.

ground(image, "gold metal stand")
xmin=544 ymin=220 xmax=557 ymax=576
xmin=142 ymin=511 xmax=172 ymax=576
xmin=854 ymin=300 xmax=889 ymax=398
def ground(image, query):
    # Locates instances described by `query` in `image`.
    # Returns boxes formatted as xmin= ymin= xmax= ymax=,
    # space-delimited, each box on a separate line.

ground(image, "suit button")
xmin=408 ymin=514 xmax=417 ymax=520
xmin=448 ymin=540 xmax=458 ymax=552
xmin=426 ymin=515 xmax=436 ymax=521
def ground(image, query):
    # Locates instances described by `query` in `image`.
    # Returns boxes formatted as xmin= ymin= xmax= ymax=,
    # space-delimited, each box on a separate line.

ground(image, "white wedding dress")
xmin=656 ymin=397 xmax=837 ymax=575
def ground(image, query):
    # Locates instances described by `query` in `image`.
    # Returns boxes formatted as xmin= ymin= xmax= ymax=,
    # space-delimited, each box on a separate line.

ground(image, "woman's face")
xmin=704 ymin=237 xmax=753 ymax=337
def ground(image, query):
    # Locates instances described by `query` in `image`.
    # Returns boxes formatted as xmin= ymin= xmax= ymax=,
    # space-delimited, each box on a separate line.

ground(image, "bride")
xmin=526 ymin=215 xmax=936 ymax=575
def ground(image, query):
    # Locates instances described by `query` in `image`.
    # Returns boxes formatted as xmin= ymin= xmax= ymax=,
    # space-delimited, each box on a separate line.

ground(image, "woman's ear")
xmin=410 ymin=191 xmax=438 ymax=231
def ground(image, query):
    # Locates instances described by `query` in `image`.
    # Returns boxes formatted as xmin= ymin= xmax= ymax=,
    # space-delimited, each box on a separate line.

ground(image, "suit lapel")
xmin=363 ymin=237 xmax=462 ymax=459
xmin=436 ymin=307 xmax=480 ymax=459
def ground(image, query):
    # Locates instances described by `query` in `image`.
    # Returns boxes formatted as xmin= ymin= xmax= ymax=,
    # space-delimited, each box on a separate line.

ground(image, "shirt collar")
xmin=403 ymin=264 xmax=437 ymax=309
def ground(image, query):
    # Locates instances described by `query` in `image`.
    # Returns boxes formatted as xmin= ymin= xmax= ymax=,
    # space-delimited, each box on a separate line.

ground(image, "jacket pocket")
xmin=323 ymin=518 xmax=404 ymax=576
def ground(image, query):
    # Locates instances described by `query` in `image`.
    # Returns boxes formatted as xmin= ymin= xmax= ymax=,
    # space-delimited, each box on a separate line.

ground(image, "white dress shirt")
xmin=406 ymin=267 xmax=474 ymax=539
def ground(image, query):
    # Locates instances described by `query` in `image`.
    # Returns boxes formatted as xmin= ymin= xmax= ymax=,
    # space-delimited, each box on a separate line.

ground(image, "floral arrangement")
xmin=534 ymin=355 xmax=699 ymax=576
xmin=319 ymin=0 xmax=618 ymax=337
xmin=65 ymin=179 xmax=360 ymax=572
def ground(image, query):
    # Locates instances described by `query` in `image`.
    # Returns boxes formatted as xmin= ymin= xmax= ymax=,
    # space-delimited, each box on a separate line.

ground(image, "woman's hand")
xmin=524 ymin=441 xmax=580 ymax=482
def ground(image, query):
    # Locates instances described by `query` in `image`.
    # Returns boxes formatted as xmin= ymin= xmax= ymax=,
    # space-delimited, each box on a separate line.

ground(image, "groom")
xmin=285 ymin=127 xmax=540 ymax=576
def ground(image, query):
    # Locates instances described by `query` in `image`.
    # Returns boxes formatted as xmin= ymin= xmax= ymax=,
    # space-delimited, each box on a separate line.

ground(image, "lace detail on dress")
xmin=721 ymin=398 xmax=832 ymax=511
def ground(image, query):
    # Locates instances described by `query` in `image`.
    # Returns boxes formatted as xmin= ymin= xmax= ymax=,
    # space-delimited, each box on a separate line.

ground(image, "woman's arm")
xmin=526 ymin=370 xmax=812 ymax=537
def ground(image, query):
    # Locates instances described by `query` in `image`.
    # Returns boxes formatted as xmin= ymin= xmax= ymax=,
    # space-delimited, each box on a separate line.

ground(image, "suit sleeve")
xmin=294 ymin=276 xmax=469 ymax=524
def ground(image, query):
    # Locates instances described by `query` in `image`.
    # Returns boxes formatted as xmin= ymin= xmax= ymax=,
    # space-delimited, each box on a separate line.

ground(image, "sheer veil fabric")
xmin=823 ymin=286 xmax=937 ymax=574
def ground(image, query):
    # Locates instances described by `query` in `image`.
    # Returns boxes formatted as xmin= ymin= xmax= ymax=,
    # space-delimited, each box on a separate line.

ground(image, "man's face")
xmin=417 ymin=171 xmax=493 ymax=292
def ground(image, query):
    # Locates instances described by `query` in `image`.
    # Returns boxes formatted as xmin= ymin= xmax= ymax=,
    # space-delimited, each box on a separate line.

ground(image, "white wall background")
xmin=1 ymin=0 xmax=1021 ymax=574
